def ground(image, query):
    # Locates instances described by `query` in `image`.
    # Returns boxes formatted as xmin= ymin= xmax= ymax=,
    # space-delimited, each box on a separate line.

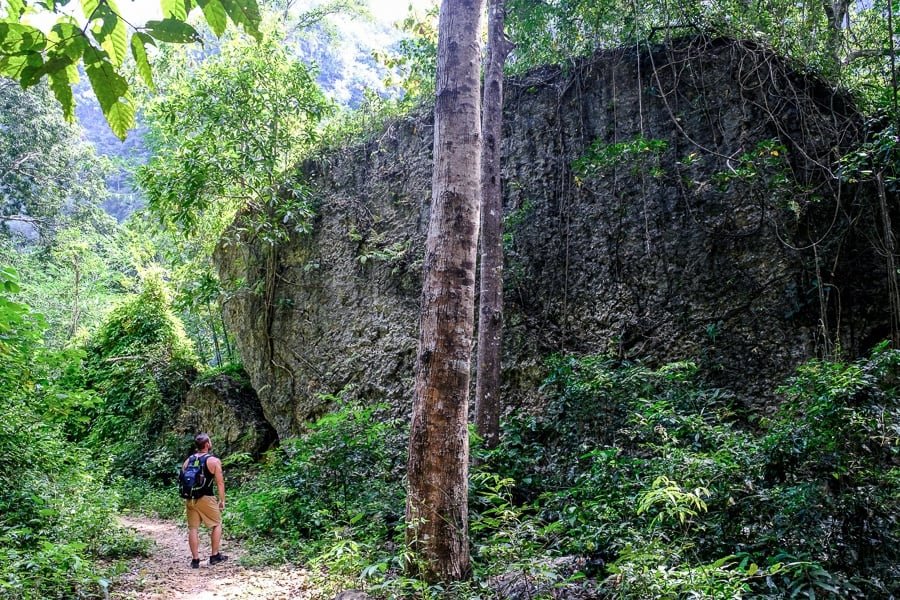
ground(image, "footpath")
xmin=112 ymin=516 xmax=313 ymax=600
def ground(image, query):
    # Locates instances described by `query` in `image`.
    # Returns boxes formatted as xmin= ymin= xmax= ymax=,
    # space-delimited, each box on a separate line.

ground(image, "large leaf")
xmin=0 ymin=52 xmax=41 ymax=79
xmin=83 ymin=45 xmax=135 ymax=139
xmin=219 ymin=0 xmax=261 ymax=40
xmin=91 ymin=2 xmax=128 ymax=67
xmin=0 ymin=23 xmax=47 ymax=54
xmin=80 ymin=0 xmax=100 ymax=20
xmin=197 ymin=0 xmax=227 ymax=37
xmin=161 ymin=0 xmax=188 ymax=20
xmin=20 ymin=54 xmax=73 ymax=87
xmin=49 ymin=21 xmax=89 ymax=60
xmin=130 ymin=32 xmax=155 ymax=91
xmin=3 ymin=0 xmax=25 ymax=20
xmin=49 ymin=63 xmax=78 ymax=120
xmin=143 ymin=18 xmax=202 ymax=43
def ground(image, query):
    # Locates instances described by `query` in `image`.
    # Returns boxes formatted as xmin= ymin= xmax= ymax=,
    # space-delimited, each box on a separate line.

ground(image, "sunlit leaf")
xmin=80 ymin=0 xmax=100 ymax=21
xmin=197 ymin=0 xmax=227 ymax=37
xmin=130 ymin=32 xmax=155 ymax=90
xmin=219 ymin=0 xmax=261 ymax=40
xmin=91 ymin=1 xmax=128 ymax=67
xmin=49 ymin=21 xmax=88 ymax=60
xmin=0 ymin=23 xmax=47 ymax=54
xmin=20 ymin=54 xmax=73 ymax=87
xmin=0 ymin=52 xmax=41 ymax=79
xmin=3 ymin=0 xmax=25 ymax=20
xmin=83 ymin=45 xmax=135 ymax=139
xmin=161 ymin=0 xmax=187 ymax=20
xmin=144 ymin=18 xmax=202 ymax=43
xmin=48 ymin=63 xmax=78 ymax=120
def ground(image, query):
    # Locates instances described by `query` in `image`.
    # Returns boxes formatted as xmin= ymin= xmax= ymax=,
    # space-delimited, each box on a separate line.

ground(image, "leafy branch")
xmin=0 ymin=0 xmax=263 ymax=138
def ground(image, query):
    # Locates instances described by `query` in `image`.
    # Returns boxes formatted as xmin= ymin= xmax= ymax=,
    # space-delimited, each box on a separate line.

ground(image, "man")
xmin=183 ymin=433 xmax=227 ymax=568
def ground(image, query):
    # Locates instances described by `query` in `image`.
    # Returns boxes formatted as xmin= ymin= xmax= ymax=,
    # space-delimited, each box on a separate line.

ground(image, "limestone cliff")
xmin=216 ymin=37 xmax=893 ymax=440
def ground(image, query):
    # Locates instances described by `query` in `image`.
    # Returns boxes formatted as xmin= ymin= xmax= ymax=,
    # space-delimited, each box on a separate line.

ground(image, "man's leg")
xmin=188 ymin=527 xmax=200 ymax=559
xmin=210 ymin=524 xmax=221 ymax=555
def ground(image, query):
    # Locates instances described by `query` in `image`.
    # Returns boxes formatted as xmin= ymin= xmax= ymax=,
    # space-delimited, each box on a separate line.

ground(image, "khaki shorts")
xmin=186 ymin=495 xmax=221 ymax=529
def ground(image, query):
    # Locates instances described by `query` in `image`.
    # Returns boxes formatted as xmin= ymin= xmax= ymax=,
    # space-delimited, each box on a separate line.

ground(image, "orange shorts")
xmin=185 ymin=495 xmax=221 ymax=529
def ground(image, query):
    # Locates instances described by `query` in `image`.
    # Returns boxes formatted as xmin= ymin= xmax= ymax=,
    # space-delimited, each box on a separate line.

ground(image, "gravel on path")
xmin=112 ymin=516 xmax=313 ymax=600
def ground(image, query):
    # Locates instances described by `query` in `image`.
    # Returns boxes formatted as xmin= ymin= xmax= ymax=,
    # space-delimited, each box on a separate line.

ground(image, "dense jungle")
xmin=1 ymin=0 xmax=900 ymax=598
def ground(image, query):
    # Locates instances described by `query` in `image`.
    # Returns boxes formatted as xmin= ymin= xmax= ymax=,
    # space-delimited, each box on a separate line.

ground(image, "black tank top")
xmin=190 ymin=453 xmax=215 ymax=496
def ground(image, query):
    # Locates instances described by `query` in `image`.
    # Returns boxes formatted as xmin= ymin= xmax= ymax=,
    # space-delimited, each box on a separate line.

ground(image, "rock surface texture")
xmin=175 ymin=373 xmax=277 ymax=457
xmin=216 ymin=37 xmax=893 ymax=438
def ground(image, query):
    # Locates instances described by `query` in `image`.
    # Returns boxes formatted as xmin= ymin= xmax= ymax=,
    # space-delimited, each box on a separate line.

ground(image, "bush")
xmin=0 ymin=268 xmax=151 ymax=599
xmin=82 ymin=274 xmax=199 ymax=482
xmin=476 ymin=347 xmax=900 ymax=598
xmin=230 ymin=401 xmax=406 ymax=566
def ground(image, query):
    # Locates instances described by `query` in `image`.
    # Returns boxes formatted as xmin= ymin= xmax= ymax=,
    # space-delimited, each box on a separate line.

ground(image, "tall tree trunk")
xmin=220 ymin=305 xmax=234 ymax=362
xmin=475 ymin=0 xmax=513 ymax=450
xmin=820 ymin=0 xmax=850 ymax=69
xmin=68 ymin=260 xmax=81 ymax=339
xmin=207 ymin=302 xmax=222 ymax=365
xmin=406 ymin=0 xmax=485 ymax=583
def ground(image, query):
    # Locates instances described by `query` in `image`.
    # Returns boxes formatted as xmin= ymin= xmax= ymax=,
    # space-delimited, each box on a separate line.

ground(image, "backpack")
xmin=178 ymin=453 xmax=210 ymax=499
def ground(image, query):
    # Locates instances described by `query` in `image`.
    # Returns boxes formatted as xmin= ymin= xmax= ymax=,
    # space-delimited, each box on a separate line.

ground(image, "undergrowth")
xmin=221 ymin=344 xmax=900 ymax=599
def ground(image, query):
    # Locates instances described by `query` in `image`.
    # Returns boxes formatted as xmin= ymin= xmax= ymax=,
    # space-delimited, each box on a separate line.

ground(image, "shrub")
xmin=479 ymin=348 xmax=900 ymax=598
xmin=230 ymin=401 xmax=406 ymax=564
xmin=82 ymin=274 xmax=199 ymax=482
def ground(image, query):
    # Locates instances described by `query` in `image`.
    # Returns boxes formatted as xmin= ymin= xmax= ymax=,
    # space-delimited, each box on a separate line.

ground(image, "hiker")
xmin=181 ymin=433 xmax=227 ymax=568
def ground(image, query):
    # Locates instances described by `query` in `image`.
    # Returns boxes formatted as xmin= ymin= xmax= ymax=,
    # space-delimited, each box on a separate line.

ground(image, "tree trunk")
xmin=405 ymin=0 xmax=485 ymax=583
xmin=220 ymin=304 xmax=234 ymax=362
xmin=208 ymin=302 xmax=223 ymax=365
xmin=475 ymin=0 xmax=513 ymax=450
xmin=820 ymin=0 xmax=850 ymax=69
xmin=68 ymin=260 xmax=81 ymax=339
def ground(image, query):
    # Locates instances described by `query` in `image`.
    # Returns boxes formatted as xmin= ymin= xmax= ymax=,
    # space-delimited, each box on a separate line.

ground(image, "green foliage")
xmin=372 ymin=6 xmax=438 ymax=108
xmin=635 ymin=475 xmax=710 ymax=529
xmin=839 ymin=114 xmax=900 ymax=190
xmin=113 ymin=477 xmax=185 ymax=520
xmin=0 ymin=80 xmax=110 ymax=231
xmin=0 ymin=223 xmax=138 ymax=349
xmin=0 ymin=0 xmax=264 ymax=138
xmin=318 ymin=7 xmax=438 ymax=150
xmin=572 ymin=136 xmax=669 ymax=180
xmin=83 ymin=274 xmax=199 ymax=480
xmin=135 ymin=23 xmax=329 ymax=363
xmin=0 ymin=271 xmax=150 ymax=599
xmin=0 ymin=266 xmax=46 ymax=392
xmin=230 ymin=401 xmax=405 ymax=562
xmin=504 ymin=0 xmax=896 ymax=108
xmin=138 ymin=29 xmax=329 ymax=236
xmin=473 ymin=347 xmax=900 ymax=598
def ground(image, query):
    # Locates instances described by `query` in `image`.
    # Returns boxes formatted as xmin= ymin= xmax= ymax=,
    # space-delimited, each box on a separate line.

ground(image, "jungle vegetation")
xmin=1 ymin=0 xmax=899 ymax=597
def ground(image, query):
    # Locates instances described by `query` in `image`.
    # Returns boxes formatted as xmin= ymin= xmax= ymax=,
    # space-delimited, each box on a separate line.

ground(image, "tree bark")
xmin=220 ymin=304 xmax=234 ymax=362
xmin=68 ymin=260 xmax=81 ymax=339
xmin=475 ymin=0 xmax=513 ymax=450
xmin=208 ymin=302 xmax=223 ymax=365
xmin=820 ymin=0 xmax=850 ymax=69
xmin=405 ymin=0 xmax=485 ymax=583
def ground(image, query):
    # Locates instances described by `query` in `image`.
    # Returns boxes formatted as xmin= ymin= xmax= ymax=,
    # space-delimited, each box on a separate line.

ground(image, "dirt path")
xmin=112 ymin=516 xmax=315 ymax=600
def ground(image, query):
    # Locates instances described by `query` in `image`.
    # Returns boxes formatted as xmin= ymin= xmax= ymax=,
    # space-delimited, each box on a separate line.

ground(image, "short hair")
xmin=194 ymin=433 xmax=211 ymax=450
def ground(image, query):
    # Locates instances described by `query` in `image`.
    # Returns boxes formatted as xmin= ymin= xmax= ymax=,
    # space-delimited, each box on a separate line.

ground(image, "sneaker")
xmin=209 ymin=553 xmax=228 ymax=566
xmin=190 ymin=558 xmax=200 ymax=569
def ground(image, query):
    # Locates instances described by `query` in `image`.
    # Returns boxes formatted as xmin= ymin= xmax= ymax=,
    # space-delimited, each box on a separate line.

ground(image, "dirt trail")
xmin=112 ymin=516 xmax=314 ymax=600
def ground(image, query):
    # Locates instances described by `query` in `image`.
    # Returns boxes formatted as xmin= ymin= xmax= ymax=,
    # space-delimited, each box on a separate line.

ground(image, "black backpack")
xmin=178 ymin=453 xmax=210 ymax=499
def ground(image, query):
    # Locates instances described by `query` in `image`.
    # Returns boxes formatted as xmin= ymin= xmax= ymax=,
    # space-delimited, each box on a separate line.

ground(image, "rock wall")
xmin=216 ymin=37 xmax=893 ymax=439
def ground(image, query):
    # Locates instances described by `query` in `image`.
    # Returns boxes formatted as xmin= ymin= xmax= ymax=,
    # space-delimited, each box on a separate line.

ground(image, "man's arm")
xmin=209 ymin=457 xmax=226 ymax=510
